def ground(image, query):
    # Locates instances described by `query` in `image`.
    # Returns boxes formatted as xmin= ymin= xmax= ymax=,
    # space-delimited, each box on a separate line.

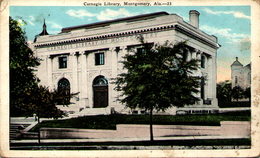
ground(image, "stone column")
xmin=186 ymin=51 xmax=191 ymax=61
xmin=71 ymin=52 xmax=80 ymax=110
xmin=81 ymin=51 xmax=89 ymax=108
xmin=47 ymin=56 xmax=53 ymax=89
xmin=114 ymin=46 xmax=128 ymax=112
xmin=196 ymin=50 xmax=203 ymax=105
xmin=211 ymin=54 xmax=218 ymax=107
xmin=191 ymin=51 xmax=197 ymax=59
xmin=203 ymin=54 xmax=208 ymax=100
xmin=207 ymin=56 xmax=213 ymax=100
xmin=110 ymin=47 xmax=118 ymax=108
xmin=72 ymin=52 xmax=78 ymax=93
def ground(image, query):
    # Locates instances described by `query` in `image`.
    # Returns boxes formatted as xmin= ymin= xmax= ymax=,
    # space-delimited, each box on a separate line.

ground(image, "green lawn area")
xmin=31 ymin=111 xmax=250 ymax=132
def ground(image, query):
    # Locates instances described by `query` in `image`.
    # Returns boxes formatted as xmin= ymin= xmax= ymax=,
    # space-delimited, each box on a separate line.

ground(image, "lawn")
xmin=31 ymin=111 xmax=250 ymax=132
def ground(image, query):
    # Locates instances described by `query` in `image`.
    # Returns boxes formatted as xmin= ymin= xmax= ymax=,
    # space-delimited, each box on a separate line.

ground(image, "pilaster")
xmin=71 ymin=52 xmax=79 ymax=93
xmin=81 ymin=51 xmax=89 ymax=108
xmin=47 ymin=56 xmax=53 ymax=89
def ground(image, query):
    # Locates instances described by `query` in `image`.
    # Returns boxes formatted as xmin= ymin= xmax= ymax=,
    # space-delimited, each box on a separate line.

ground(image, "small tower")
xmin=231 ymin=57 xmax=243 ymax=88
xmin=39 ymin=19 xmax=49 ymax=36
xmin=34 ymin=19 xmax=49 ymax=42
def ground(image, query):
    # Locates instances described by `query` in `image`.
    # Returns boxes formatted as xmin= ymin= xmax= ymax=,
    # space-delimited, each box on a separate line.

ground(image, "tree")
xmin=217 ymin=80 xmax=232 ymax=104
xmin=232 ymin=86 xmax=244 ymax=102
xmin=244 ymin=87 xmax=251 ymax=103
xmin=114 ymin=36 xmax=201 ymax=141
xmin=9 ymin=17 xmax=40 ymax=116
xmin=10 ymin=17 xmax=77 ymax=143
xmin=10 ymin=17 xmax=75 ymax=118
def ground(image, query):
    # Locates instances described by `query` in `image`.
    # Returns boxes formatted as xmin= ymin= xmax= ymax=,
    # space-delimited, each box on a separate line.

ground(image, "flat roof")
xmin=61 ymin=12 xmax=169 ymax=33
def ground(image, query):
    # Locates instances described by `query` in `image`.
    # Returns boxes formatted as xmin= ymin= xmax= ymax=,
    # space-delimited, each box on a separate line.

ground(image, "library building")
xmin=32 ymin=10 xmax=220 ymax=116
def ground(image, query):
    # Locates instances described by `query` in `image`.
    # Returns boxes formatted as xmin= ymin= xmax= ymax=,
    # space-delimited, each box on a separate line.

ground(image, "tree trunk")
xmin=37 ymin=112 xmax=41 ymax=144
xmin=149 ymin=108 xmax=154 ymax=142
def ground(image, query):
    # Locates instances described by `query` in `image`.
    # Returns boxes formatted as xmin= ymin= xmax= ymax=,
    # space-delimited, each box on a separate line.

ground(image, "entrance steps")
xmin=10 ymin=123 xmax=31 ymax=140
xmin=68 ymin=108 xmax=110 ymax=118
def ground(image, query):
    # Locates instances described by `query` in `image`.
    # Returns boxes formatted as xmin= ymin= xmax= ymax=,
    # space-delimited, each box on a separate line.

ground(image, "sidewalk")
xmin=10 ymin=135 xmax=250 ymax=144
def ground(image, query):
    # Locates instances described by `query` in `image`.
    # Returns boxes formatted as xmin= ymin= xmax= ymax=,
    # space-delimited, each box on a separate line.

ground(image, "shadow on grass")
xmin=30 ymin=111 xmax=250 ymax=132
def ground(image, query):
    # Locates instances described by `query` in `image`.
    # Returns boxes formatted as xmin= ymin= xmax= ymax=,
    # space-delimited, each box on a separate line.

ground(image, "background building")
xmin=231 ymin=57 xmax=251 ymax=89
xmin=32 ymin=10 xmax=220 ymax=116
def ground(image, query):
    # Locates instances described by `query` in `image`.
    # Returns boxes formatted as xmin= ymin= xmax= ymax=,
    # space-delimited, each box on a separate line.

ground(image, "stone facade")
xmin=32 ymin=10 xmax=220 ymax=116
xmin=231 ymin=57 xmax=251 ymax=89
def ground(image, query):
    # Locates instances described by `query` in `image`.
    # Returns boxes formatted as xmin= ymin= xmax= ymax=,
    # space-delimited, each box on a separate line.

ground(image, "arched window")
xmin=93 ymin=76 xmax=108 ymax=108
xmin=93 ymin=76 xmax=108 ymax=86
xmin=57 ymin=78 xmax=70 ymax=104
xmin=235 ymin=76 xmax=238 ymax=85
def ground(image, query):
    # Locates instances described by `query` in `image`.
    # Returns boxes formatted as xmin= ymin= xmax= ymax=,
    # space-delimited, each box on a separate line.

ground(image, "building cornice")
xmin=34 ymin=24 xmax=219 ymax=49
xmin=175 ymin=25 xmax=220 ymax=49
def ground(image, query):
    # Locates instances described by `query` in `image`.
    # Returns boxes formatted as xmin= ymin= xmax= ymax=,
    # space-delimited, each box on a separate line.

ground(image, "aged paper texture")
xmin=1 ymin=0 xmax=260 ymax=157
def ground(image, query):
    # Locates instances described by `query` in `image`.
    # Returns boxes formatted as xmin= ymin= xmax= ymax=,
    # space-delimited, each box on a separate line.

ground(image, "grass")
xmin=30 ymin=111 xmax=250 ymax=132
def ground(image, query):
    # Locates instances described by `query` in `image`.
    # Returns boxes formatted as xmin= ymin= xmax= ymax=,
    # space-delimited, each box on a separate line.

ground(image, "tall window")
xmin=183 ymin=52 xmax=188 ymax=61
xmin=57 ymin=78 xmax=70 ymax=104
xmin=235 ymin=76 xmax=238 ymax=85
xmin=201 ymin=55 xmax=205 ymax=68
xmin=59 ymin=56 xmax=67 ymax=69
xmin=95 ymin=52 xmax=105 ymax=65
xmin=201 ymin=77 xmax=205 ymax=100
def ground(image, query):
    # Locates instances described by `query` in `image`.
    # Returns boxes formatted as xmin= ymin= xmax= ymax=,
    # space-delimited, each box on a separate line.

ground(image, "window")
xmin=235 ymin=76 xmax=238 ymax=85
xmin=57 ymin=78 xmax=70 ymax=104
xmin=137 ymin=48 xmax=145 ymax=53
xmin=95 ymin=53 xmax=105 ymax=65
xmin=59 ymin=56 xmax=67 ymax=69
xmin=201 ymin=55 xmax=205 ymax=68
xmin=183 ymin=52 xmax=188 ymax=61
xmin=201 ymin=77 xmax=205 ymax=100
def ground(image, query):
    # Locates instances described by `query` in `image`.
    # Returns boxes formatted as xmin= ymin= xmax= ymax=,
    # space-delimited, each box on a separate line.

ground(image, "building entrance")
xmin=93 ymin=76 xmax=108 ymax=108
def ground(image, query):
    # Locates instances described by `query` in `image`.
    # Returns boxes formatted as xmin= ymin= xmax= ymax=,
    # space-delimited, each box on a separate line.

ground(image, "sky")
xmin=10 ymin=6 xmax=251 ymax=83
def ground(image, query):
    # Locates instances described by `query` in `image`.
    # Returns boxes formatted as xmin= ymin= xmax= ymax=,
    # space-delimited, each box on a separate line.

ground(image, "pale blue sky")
xmin=10 ymin=6 xmax=251 ymax=82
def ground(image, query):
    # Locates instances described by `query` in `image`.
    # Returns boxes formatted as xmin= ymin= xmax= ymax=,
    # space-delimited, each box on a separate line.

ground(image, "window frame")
xmin=58 ymin=56 xmax=68 ymax=69
xmin=95 ymin=52 xmax=105 ymax=66
xmin=201 ymin=55 xmax=206 ymax=68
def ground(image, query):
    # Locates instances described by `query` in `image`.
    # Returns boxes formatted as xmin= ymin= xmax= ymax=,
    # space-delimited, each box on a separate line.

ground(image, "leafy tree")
xmin=217 ymin=80 xmax=232 ymax=103
xmin=9 ymin=17 xmax=40 ymax=116
xmin=114 ymin=36 xmax=201 ymax=141
xmin=10 ymin=17 xmax=75 ymax=118
xmin=232 ymin=86 xmax=244 ymax=102
xmin=244 ymin=87 xmax=251 ymax=103
xmin=10 ymin=17 xmax=78 ymax=143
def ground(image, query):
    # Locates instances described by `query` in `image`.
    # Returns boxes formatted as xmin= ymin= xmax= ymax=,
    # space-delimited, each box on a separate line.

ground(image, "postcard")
xmin=1 ymin=0 xmax=260 ymax=157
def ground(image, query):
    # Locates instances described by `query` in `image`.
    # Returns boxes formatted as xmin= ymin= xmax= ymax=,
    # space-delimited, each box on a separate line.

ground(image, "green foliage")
xmin=9 ymin=17 xmax=76 ymax=118
xmin=232 ymin=86 xmax=244 ymax=101
xmin=217 ymin=80 xmax=232 ymax=103
xmin=114 ymin=36 xmax=201 ymax=111
xmin=243 ymin=87 xmax=251 ymax=100
xmin=217 ymin=81 xmax=251 ymax=107
xmin=23 ymin=85 xmax=76 ymax=119
xmin=9 ymin=17 xmax=40 ymax=116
